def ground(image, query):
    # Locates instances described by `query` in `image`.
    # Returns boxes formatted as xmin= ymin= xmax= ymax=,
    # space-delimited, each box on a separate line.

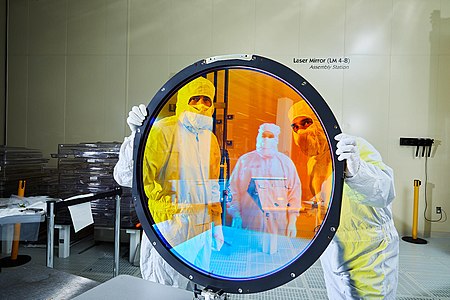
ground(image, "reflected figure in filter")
xmin=288 ymin=102 xmax=399 ymax=299
xmin=114 ymin=77 xmax=224 ymax=290
xmin=228 ymin=123 xmax=301 ymax=248
xmin=288 ymin=101 xmax=332 ymax=210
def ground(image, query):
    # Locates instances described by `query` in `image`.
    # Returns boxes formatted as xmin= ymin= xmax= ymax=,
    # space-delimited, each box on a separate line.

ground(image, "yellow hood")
xmin=176 ymin=77 xmax=215 ymax=117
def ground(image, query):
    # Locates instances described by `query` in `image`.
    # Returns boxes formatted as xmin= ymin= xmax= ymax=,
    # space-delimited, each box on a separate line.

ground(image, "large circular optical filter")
xmin=132 ymin=54 xmax=344 ymax=294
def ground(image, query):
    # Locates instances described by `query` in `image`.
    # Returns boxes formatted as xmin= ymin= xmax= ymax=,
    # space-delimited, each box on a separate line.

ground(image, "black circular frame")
xmin=132 ymin=54 xmax=344 ymax=294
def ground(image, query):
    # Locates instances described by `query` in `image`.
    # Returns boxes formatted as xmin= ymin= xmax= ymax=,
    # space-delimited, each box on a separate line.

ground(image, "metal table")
xmin=72 ymin=274 xmax=192 ymax=300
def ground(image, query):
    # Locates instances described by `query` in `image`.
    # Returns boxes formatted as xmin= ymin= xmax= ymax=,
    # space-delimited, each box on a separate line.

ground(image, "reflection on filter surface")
xmin=170 ymin=226 xmax=311 ymax=279
xmin=141 ymin=65 xmax=340 ymax=285
xmin=153 ymin=212 xmax=214 ymax=272
xmin=154 ymin=210 xmax=212 ymax=246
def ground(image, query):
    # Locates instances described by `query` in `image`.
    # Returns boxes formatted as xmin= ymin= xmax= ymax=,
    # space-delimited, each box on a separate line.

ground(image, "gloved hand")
xmin=231 ymin=215 xmax=243 ymax=229
xmin=287 ymin=214 xmax=297 ymax=237
xmin=335 ymin=133 xmax=361 ymax=177
xmin=212 ymin=225 xmax=224 ymax=251
xmin=127 ymin=104 xmax=147 ymax=133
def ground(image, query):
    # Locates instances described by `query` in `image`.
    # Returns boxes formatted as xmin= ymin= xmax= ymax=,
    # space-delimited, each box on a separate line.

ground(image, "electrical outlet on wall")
xmin=436 ymin=207 xmax=442 ymax=214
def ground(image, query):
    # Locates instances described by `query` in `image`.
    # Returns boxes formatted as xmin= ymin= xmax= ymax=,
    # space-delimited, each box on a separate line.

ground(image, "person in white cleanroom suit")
xmin=289 ymin=101 xmax=399 ymax=299
xmin=228 ymin=123 xmax=301 ymax=238
xmin=322 ymin=133 xmax=399 ymax=299
xmin=114 ymin=77 xmax=224 ymax=289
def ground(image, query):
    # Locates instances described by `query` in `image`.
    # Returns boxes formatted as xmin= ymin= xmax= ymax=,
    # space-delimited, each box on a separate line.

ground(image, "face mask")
xmin=180 ymin=111 xmax=213 ymax=132
xmin=256 ymin=137 xmax=278 ymax=158
xmin=260 ymin=137 xmax=277 ymax=149
xmin=293 ymin=126 xmax=327 ymax=156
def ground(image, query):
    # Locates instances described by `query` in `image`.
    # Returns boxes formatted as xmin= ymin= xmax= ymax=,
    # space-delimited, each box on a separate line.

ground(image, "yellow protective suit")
xmin=141 ymin=76 xmax=222 ymax=284
xmin=288 ymin=101 xmax=332 ymax=207
xmin=143 ymin=77 xmax=221 ymax=228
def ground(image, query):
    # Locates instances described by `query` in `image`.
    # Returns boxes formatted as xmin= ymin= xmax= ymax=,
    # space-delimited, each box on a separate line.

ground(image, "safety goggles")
xmin=291 ymin=117 xmax=313 ymax=133
xmin=188 ymin=96 xmax=212 ymax=107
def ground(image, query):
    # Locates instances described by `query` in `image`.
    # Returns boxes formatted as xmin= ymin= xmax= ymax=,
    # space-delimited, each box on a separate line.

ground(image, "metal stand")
xmin=55 ymin=224 xmax=71 ymax=258
xmin=193 ymin=285 xmax=228 ymax=300
xmin=125 ymin=229 xmax=141 ymax=263
xmin=113 ymin=194 xmax=121 ymax=277
xmin=401 ymin=236 xmax=427 ymax=244
xmin=47 ymin=200 xmax=56 ymax=268
xmin=46 ymin=188 xmax=123 ymax=273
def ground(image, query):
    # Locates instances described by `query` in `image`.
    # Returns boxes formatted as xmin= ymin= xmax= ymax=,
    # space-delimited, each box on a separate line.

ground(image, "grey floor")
xmin=5 ymin=234 xmax=450 ymax=299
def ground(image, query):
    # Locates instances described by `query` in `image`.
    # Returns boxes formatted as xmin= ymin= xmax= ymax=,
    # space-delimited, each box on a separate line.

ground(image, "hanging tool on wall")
xmin=399 ymin=137 xmax=434 ymax=157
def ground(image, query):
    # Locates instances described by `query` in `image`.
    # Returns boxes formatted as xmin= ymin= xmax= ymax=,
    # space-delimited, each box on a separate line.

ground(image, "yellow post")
xmin=402 ymin=179 xmax=427 ymax=244
xmin=17 ymin=180 xmax=26 ymax=197
xmin=10 ymin=224 xmax=21 ymax=260
xmin=412 ymin=180 xmax=420 ymax=239
xmin=11 ymin=180 xmax=26 ymax=260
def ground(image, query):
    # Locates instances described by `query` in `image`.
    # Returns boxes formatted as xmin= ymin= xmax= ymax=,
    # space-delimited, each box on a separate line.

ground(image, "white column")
xmin=276 ymin=97 xmax=294 ymax=157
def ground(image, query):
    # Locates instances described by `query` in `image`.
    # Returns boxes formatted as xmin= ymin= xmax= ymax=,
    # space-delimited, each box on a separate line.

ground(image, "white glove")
xmin=335 ymin=133 xmax=361 ymax=177
xmin=126 ymin=104 xmax=147 ymax=132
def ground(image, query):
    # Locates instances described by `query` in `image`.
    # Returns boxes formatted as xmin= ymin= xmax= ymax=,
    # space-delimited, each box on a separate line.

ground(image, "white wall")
xmin=6 ymin=0 xmax=450 ymax=235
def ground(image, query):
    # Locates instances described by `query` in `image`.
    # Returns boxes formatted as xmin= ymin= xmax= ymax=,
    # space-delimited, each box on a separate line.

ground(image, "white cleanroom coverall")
xmin=319 ymin=133 xmax=399 ymax=299
xmin=228 ymin=123 xmax=301 ymax=238
xmin=114 ymin=77 xmax=223 ymax=289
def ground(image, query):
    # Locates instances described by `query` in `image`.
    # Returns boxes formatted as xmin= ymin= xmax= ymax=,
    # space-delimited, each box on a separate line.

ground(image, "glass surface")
xmin=142 ymin=68 xmax=333 ymax=279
